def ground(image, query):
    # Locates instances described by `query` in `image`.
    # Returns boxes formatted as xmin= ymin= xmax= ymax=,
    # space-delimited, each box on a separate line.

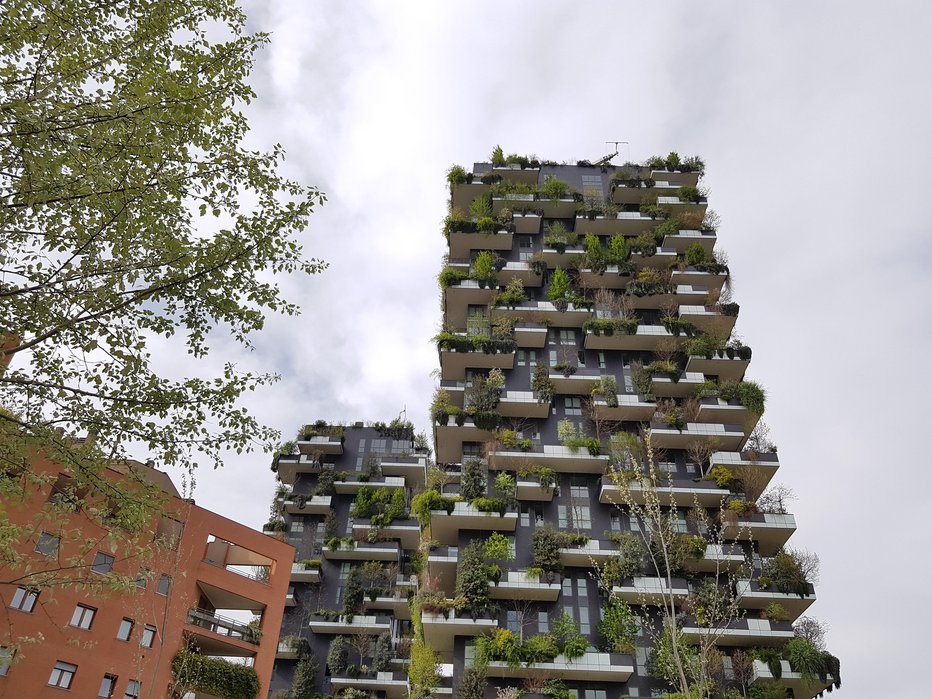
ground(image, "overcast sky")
xmin=159 ymin=2 xmax=932 ymax=696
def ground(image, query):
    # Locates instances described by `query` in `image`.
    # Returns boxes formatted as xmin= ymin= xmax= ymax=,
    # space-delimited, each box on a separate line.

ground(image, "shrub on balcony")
xmin=661 ymin=315 xmax=696 ymax=336
xmin=719 ymin=301 xmax=740 ymax=317
xmin=604 ymin=532 xmax=649 ymax=579
xmin=409 ymin=638 xmax=441 ymax=698
xmin=493 ymin=277 xmax=527 ymax=307
xmin=327 ymin=635 xmax=349 ymax=674
xmin=483 ymin=531 xmax=514 ymax=561
xmin=456 ymin=541 xmax=492 ymax=617
xmin=438 ymin=266 xmax=469 ymax=290
xmin=761 ymin=549 xmax=815 ymax=597
xmin=531 ymin=528 xmax=563 ymax=572
xmin=591 ymin=375 xmax=618 ymax=407
xmin=599 ymin=600 xmax=638 ymax=653
xmin=532 ymin=363 xmax=555 ymax=403
xmin=372 ymin=632 xmax=394 ymax=672
xmin=547 ymin=267 xmax=572 ymax=302
xmin=461 ymin=458 xmax=487 ymax=501
xmin=552 ymin=611 xmax=588 ymax=659
xmin=472 ymin=497 xmax=508 ymax=515
xmin=521 ymin=633 xmax=561 ymax=663
xmin=171 ymin=650 xmax=260 ymax=699
xmin=411 ymin=490 xmax=456 ymax=527
xmin=291 ymin=655 xmax=319 ymax=699
xmin=684 ymin=242 xmax=708 ymax=267
xmin=472 ymin=250 xmax=499 ymax=287
xmin=646 ymin=624 xmax=697 ymax=686
xmin=496 ymin=429 xmax=532 ymax=451
xmin=493 ymin=472 xmax=518 ymax=508
xmin=542 ymin=175 xmax=571 ymax=201
xmin=263 ymin=519 xmax=286 ymax=532
xmin=457 ymin=664 xmax=488 ymax=699
xmin=676 ymin=185 xmax=702 ymax=203
xmin=476 ymin=628 xmax=522 ymax=666
xmin=446 ymin=164 xmax=468 ymax=187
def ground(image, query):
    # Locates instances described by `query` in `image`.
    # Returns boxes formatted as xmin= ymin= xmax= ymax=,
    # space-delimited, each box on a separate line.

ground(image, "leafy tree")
xmin=460 ymin=457 xmax=486 ymax=501
xmin=599 ymin=599 xmax=638 ymax=653
xmin=0 ymin=0 xmax=325 ymax=562
xmin=291 ymin=654 xmax=319 ymax=699
xmin=455 ymin=540 xmax=490 ymax=617
xmin=327 ymin=635 xmax=349 ymax=674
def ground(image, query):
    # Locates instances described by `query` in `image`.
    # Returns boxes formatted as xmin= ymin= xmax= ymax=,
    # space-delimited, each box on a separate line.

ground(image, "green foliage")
xmin=0 ymin=0 xmax=330 ymax=564
xmin=342 ymin=567 xmax=364 ymax=616
xmin=351 ymin=486 xmax=407 ymax=527
xmin=447 ymin=165 xmax=468 ymax=187
xmin=456 ymin=664 xmax=487 ymax=699
xmin=532 ymin=527 xmax=563 ymax=572
xmin=703 ymin=465 xmax=739 ymax=491
xmin=765 ymin=603 xmax=791 ymax=622
xmin=542 ymin=175 xmax=571 ymax=200
xmin=552 ymin=611 xmax=588 ymax=659
xmin=470 ymin=193 xmax=494 ymax=219
xmin=494 ymin=471 xmax=517 ymax=506
xmin=665 ymin=152 xmax=682 ymax=171
xmin=599 ymin=600 xmax=638 ymax=653
xmin=472 ymin=250 xmax=499 ymax=285
xmin=677 ymin=185 xmax=702 ymax=203
xmin=608 ymin=235 xmax=631 ymax=264
xmin=762 ymin=550 xmax=812 ymax=597
xmin=327 ymin=636 xmax=349 ymax=674
xmin=493 ymin=276 xmax=527 ymax=307
xmin=490 ymin=145 xmax=505 ymax=166
xmin=411 ymin=490 xmax=456 ymax=527
xmin=476 ymin=627 xmax=523 ymax=666
xmin=522 ymin=633 xmax=561 ymax=662
xmin=439 ymin=266 xmax=470 ymax=290
xmin=606 ymin=531 xmax=649 ymax=579
xmin=786 ymin=638 xmax=826 ymax=681
xmin=471 ymin=497 xmax=508 ymax=514
xmin=748 ymin=683 xmax=790 ymax=699
xmin=647 ymin=624 xmax=699 ymax=686
xmin=291 ymin=655 xmax=319 ymax=699
xmin=373 ymin=632 xmax=394 ymax=672
xmin=532 ymin=363 xmax=556 ymax=402
xmin=592 ymin=375 xmax=618 ymax=406
xmin=484 ymin=531 xmax=514 ymax=560
xmin=409 ymin=639 xmax=441 ymax=698
xmin=547 ymin=267 xmax=572 ymax=301
xmin=461 ymin=458 xmax=487 ymax=501
xmin=456 ymin=540 xmax=491 ymax=616
xmin=684 ymin=242 xmax=708 ymax=266
xmin=172 ymin=650 xmax=260 ymax=699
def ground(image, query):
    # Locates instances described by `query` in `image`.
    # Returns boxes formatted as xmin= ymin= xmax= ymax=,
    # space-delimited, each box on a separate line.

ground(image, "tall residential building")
xmin=0 ymin=453 xmax=294 ymax=698
xmin=267 ymin=152 xmax=840 ymax=699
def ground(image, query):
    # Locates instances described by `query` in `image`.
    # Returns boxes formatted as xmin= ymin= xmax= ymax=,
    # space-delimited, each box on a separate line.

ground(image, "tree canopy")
xmin=0 ymin=0 xmax=325 ymax=490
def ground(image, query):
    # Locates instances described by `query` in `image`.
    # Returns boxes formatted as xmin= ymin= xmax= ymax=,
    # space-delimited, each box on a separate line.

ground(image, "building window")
xmin=9 ymin=587 xmax=38 ymax=612
xmin=290 ymin=520 xmax=304 ymax=533
xmin=123 ymin=679 xmax=140 ymax=699
xmin=92 ymin=552 xmax=115 ymax=574
xmin=577 ymin=578 xmax=588 ymax=599
xmin=506 ymin=610 xmax=520 ymax=634
xmin=564 ymin=397 xmax=582 ymax=416
xmin=598 ymin=352 xmax=606 ymax=370
xmin=0 ymin=647 xmax=13 ymax=676
xmin=562 ymin=578 xmax=573 ymax=598
xmin=579 ymin=606 xmax=590 ymax=634
xmin=610 ymin=513 xmax=622 ymax=532
xmin=70 ymin=604 xmax=96 ymax=630
xmin=156 ymin=574 xmax=171 ymax=596
xmin=116 ymin=618 xmax=133 ymax=641
xmin=35 ymin=532 xmax=60 ymax=557
xmin=370 ymin=439 xmax=386 ymax=454
xmin=140 ymin=625 xmax=156 ymax=648
xmin=98 ymin=674 xmax=118 ymax=698
xmin=48 ymin=661 xmax=77 ymax=689
xmin=559 ymin=330 xmax=576 ymax=345
xmin=135 ymin=569 xmax=149 ymax=589
xmin=537 ymin=611 xmax=549 ymax=633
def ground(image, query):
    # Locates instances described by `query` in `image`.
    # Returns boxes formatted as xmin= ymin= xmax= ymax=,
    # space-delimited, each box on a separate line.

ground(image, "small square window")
xmin=140 ymin=625 xmax=156 ymax=648
xmin=135 ymin=569 xmax=149 ymax=589
xmin=92 ymin=552 xmax=115 ymax=575
xmin=0 ymin=646 xmax=13 ymax=676
xmin=123 ymin=679 xmax=140 ymax=699
xmin=35 ymin=533 xmax=60 ymax=557
xmin=9 ymin=587 xmax=38 ymax=613
xmin=70 ymin=604 xmax=96 ymax=630
xmin=48 ymin=660 xmax=77 ymax=688
xmin=98 ymin=673 xmax=117 ymax=698
xmin=116 ymin=618 xmax=133 ymax=641
xmin=156 ymin=575 xmax=171 ymax=596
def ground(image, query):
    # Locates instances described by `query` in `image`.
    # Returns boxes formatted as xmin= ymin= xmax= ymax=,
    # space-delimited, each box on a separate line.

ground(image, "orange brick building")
xmin=0 ymin=455 xmax=294 ymax=698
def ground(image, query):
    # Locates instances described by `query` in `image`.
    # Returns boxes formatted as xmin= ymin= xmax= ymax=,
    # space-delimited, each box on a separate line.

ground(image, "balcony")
xmin=559 ymin=539 xmax=618 ymax=567
xmin=297 ymin=435 xmax=343 ymax=456
xmin=381 ymin=454 xmax=429 ymax=490
xmin=434 ymin=419 xmax=495 ymax=463
xmin=331 ymin=671 xmax=409 ymax=699
xmin=681 ymin=617 xmax=795 ymax=647
xmin=610 ymin=181 xmax=680 ymax=205
xmin=285 ymin=587 xmax=296 ymax=607
xmin=671 ymin=267 xmax=728 ymax=292
xmin=281 ymin=494 xmax=332 ymax=516
xmin=516 ymin=477 xmax=556 ymax=502
xmin=710 ymin=450 xmax=780 ymax=485
xmin=656 ymin=195 xmax=708 ymax=218
xmin=678 ymin=304 xmax=738 ymax=335
xmin=647 ymin=422 xmax=747 ymax=451
xmin=323 ymin=540 xmax=401 ymax=562
xmin=307 ymin=613 xmax=392 ymax=635
xmin=492 ymin=194 xmax=578 ymax=218
xmin=572 ymin=210 xmax=657 ymax=235
xmin=549 ymin=368 xmax=604 ymax=395
xmin=499 ymin=260 xmax=543 ymax=287
xmin=335 ymin=476 xmax=406 ymax=495
xmin=276 ymin=639 xmax=302 ymax=660
xmin=274 ymin=454 xmax=322 ymax=484
xmin=579 ymin=264 xmax=635 ymax=290
xmin=592 ymin=394 xmax=656 ymax=422
xmin=290 ymin=562 xmax=322 ymax=584
xmin=363 ymin=591 xmax=413 ymax=620
xmin=685 ymin=352 xmax=750 ymax=382
xmin=439 ymin=345 xmax=515 ymax=381
xmin=429 ymin=501 xmax=518 ymax=545
xmin=514 ymin=322 xmax=548 ymax=348
xmin=444 ymin=280 xmax=496 ymax=329
xmin=538 ymin=246 xmax=584 ymax=268
xmin=720 ymin=513 xmax=797 ymax=556
xmin=488 ymin=444 xmax=609 ymax=474
xmin=352 ymin=519 xmax=421 ymax=549
xmin=611 ymin=576 xmax=690 ymax=605
xmin=470 ymin=646 xmax=635 ymax=682
xmin=661 ymin=229 xmax=717 ymax=255
xmin=583 ymin=324 xmax=679 ymax=352
xmin=696 ymin=398 xmax=754 ymax=429
xmin=750 ymin=659 xmax=835 ymax=699
xmin=683 ymin=543 xmax=747 ymax=573
xmin=599 ymin=474 xmax=730 ymax=508
xmin=493 ymin=300 xmax=593 ymax=328
xmin=184 ymin=608 xmax=258 ymax=656
xmin=512 ymin=211 xmax=543 ymax=234
xmin=649 ymin=371 xmax=706 ymax=398
xmin=422 ymin=609 xmax=498 ymax=656
xmin=498 ymin=390 xmax=551 ymax=419
xmin=448 ymin=229 xmax=513 ymax=259
xmin=735 ymin=579 xmax=816 ymax=621
xmin=648 ymin=169 xmax=700 ymax=187
xmin=488 ymin=569 xmax=561 ymax=601
xmin=624 ymin=284 xmax=709 ymax=311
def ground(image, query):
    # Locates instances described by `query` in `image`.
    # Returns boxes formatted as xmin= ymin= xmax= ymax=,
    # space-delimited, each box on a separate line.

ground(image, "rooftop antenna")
xmin=594 ymin=141 xmax=628 ymax=167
